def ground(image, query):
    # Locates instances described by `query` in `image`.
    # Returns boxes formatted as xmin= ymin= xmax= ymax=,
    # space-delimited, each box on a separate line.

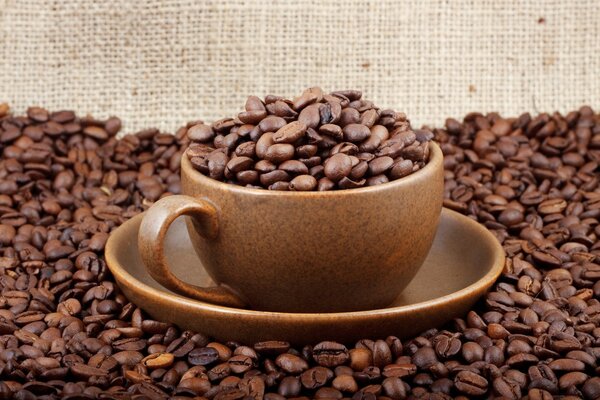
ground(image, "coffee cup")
xmin=138 ymin=142 xmax=443 ymax=312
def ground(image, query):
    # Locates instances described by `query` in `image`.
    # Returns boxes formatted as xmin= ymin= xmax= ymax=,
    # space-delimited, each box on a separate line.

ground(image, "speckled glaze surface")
xmin=138 ymin=143 xmax=444 ymax=312
xmin=107 ymin=208 xmax=505 ymax=344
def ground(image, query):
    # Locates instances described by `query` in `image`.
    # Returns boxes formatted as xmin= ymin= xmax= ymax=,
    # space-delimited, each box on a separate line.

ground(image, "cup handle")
xmin=138 ymin=195 xmax=247 ymax=309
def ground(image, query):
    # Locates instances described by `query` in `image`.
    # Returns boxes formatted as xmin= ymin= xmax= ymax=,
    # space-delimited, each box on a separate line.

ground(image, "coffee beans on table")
xmin=1 ymin=103 xmax=600 ymax=399
xmin=185 ymin=88 xmax=433 ymax=190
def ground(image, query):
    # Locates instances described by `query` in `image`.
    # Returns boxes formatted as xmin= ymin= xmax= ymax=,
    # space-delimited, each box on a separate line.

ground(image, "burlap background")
xmin=0 ymin=0 xmax=599 ymax=132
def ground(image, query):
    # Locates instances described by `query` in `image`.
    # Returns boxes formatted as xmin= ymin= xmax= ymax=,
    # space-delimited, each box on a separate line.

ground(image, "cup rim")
xmin=182 ymin=141 xmax=443 ymax=196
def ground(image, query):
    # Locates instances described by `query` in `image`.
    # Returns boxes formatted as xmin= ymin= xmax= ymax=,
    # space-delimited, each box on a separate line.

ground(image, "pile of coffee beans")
xmin=185 ymin=88 xmax=432 ymax=191
xmin=0 ymin=103 xmax=599 ymax=399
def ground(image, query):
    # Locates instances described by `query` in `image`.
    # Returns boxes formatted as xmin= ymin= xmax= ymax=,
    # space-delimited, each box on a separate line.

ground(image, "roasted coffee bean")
xmin=582 ymin=377 xmax=600 ymax=400
xmin=273 ymin=121 xmax=307 ymax=144
xmin=142 ymin=352 xmax=175 ymax=369
xmin=381 ymin=377 xmax=406 ymax=399
xmin=186 ymin=89 xmax=432 ymax=189
xmin=300 ymin=366 xmax=332 ymax=389
xmin=372 ymin=340 xmax=392 ymax=368
xmin=320 ymin=124 xmax=344 ymax=140
xmin=226 ymin=156 xmax=254 ymax=174
xmin=188 ymin=124 xmax=215 ymax=143
xmin=412 ymin=347 xmax=437 ymax=369
xmin=253 ymin=341 xmax=290 ymax=355
xmin=323 ymin=153 xmax=353 ymax=182
xmin=493 ymin=376 xmax=522 ymax=400
xmin=309 ymin=342 xmax=348 ymax=368
xmin=529 ymin=364 xmax=558 ymax=393
xmin=264 ymin=143 xmax=295 ymax=164
xmin=278 ymin=376 xmax=301 ymax=397
xmin=383 ymin=363 xmax=417 ymax=380
xmin=343 ymin=124 xmax=371 ymax=142
xmin=289 ymin=175 xmax=317 ymax=191
xmin=279 ymin=160 xmax=309 ymax=175
xmin=349 ymin=348 xmax=372 ymax=371
xmin=275 ymin=353 xmax=309 ymax=374
xmin=260 ymin=169 xmax=290 ymax=186
xmin=454 ymin=371 xmax=488 ymax=396
xmin=529 ymin=388 xmax=554 ymax=400
xmin=188 ymin=347 xmax=219 ymax=366
xmin=227 ymin=355 xmax=253 ymax=374
xmin=368 ymin=156 xmax=394 ymax=176
xmin=434 ymin=335 xmax=461 ymax=358
xmin=548 ymin=358 xmax=585 ymax=372
xmin=293 ymin=87 xmax=323 ymax=111
xmin=255 ymin=132 xmax=275 ymax=159
xmin=366 ymin=174 xmax=389 ymax=186
xmin=462 ymin=341 xmax=484 ymax=362
xmin=559 ymin=371 xmax=588 ymax=391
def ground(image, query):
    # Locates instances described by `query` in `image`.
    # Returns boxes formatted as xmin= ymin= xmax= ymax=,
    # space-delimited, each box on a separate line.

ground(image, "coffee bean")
xmin=226 ymin=156 xmax=254 ymax=174
xmin=324 ymin=153 xmax=353 ymax=182
xmin=549 ymin=358 xmax=585 ymax=372
xmin=538 ymin=198 xmax=567 ymax=215
xmin=313 ymin=341 xmax=349 ymax=367
xmin=381 ymin=377 xmax=406 ymax=400
xmin=383 ymin=364 xmax=416 ymax=379
xmin=349 ymin=348 xmax=372 ymax=371
xmin=527 ymin=388 xmax=553 ymax=400
xmin=461 ymin=341 xmax=484 ymax=363
xmin=319 ymin=124 xmax=344 ymax=140
xmin=484 ymin=345 xmax=505 ymax=366
xmin=253 ymin=341 xmax=290 ymax=355
xmin=315 ymin=387 xmax=343 ymax=399
xmin=582 ymin=377 xmax=600 ymax=400
xmin=298 ymin=104 xmax=323 ymax=129
xmin=434 ymin=335 xmax=461 ymax=358
xmin=341 ymin=123 xmax=371 ymax=143
xmin=301 ymin=366 xmax=332 ymax=389
xmin=275 ymin=353 xmax=309 ymax=374
xmin=188 ymin=347 xmax=219 ymax=366
xmin=412 ymin=347 xmax=437 ymax=369
xmin=278 ymin=160 xmax=309 ymax=175
xmin=372 ymin=340 xmax=392 ymax=368
xmin=529 ymin=364 xmax=558 ymax=393
xmin=559 ymin=371 xmax=588 ymax=391
xmin=227 ymin=355 xmax=253 ymax=374
xmin=493 ymin=376 xmax=521 ymax=400
xmin=142 ymin=352 xmax=175 ymax=369
xmin=273 ymin=121 xmax=307 ymax=144
xmin=294 ymin=87 xmax=323 ymax=111
xmin=454 ymin=371 xmax=488 ymax=396
xmin=368 ymin=156 xmax=394 ymax=176
xmin=566 ymin=350 xmax=595 ymax=367
xmin=278 ymin=376 xmax=301 ymax=396
xmin=83 ymin=125 xmax=108 ymax=140
xmin=264 ymin=144 xmax=295 ymax=164
xmin=260 ymin=170 xmax=290 ymax=187
xmin=27 ymin=107 xmax=49 ymax=122
xmin=366 ymin=174 xmax=389 ymax=186
xmin=70 ymin=363 xmax=109 ymax=379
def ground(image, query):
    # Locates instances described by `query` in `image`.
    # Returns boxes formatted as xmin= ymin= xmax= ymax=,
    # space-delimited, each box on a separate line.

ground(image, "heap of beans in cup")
xmin=185 ymin=88 xmax=432 ymax=191
xmin=1 ymin=103 xmax=600 ymax=399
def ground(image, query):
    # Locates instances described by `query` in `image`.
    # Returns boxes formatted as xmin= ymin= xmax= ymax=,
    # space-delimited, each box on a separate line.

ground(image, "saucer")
xmin=106 ymin=208 xmax=504 ymax=344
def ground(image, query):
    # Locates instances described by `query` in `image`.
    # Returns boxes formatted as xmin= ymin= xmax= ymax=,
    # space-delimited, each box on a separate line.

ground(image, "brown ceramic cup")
xmin=138 ymin=142 xmax=444 ymax=312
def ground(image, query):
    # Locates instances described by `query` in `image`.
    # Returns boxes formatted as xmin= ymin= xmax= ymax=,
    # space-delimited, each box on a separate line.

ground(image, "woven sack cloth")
xmin=0 ymin=0 xmax=599 ymax=132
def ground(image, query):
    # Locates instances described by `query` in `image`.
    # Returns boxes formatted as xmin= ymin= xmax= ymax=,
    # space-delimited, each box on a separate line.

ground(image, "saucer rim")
xmin=106 ymin=207 xmax=505 ymax=319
